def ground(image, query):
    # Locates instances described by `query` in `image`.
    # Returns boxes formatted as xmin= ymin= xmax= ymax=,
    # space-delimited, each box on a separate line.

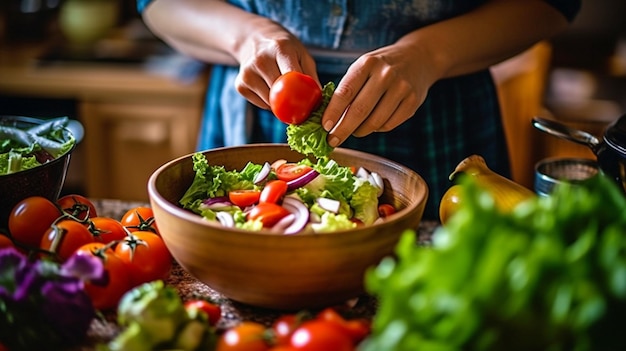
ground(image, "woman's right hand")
xmin=233 ymin=18 xmax=319 ymax=110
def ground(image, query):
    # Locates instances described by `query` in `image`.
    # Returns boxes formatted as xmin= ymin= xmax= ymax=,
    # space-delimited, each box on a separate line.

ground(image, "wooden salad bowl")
xmin=147 ymin=144 xmax=428 ymax=310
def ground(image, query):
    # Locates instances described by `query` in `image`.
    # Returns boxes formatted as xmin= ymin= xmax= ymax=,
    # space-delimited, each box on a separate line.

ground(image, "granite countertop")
xmin=85 ymin=199 xmax=439 ymax=348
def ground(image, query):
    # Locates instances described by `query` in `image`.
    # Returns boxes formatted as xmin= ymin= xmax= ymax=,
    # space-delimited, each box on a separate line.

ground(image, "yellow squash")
xmin=439 ymin=155 xmax=536 ymax=224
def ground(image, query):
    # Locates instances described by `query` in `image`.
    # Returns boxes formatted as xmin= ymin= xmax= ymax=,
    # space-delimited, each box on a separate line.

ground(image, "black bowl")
xmin=0 ymin=116 xmax=76 ymax=230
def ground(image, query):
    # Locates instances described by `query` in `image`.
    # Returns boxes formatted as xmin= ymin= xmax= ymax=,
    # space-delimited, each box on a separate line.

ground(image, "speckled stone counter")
xmin=84 ymin=199 xmax=439 ymax=349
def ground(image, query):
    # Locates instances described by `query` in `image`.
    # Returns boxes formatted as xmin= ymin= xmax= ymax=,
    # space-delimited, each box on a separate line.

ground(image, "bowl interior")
xmin=148 ymin=144 xmax=428 ymax=309
xmin=0 ymin=116 xmax=75 ymax=230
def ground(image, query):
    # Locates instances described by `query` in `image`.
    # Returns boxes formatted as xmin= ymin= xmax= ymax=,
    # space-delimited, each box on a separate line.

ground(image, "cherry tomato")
xmin=74 ymin=242 xmax=133 ymax=311
xmin=120 ymin=206 xmax=159 ymax=235
xmin=260 ymin=180 xmax=288 ymax=204
xmin=377 ymin=203 xmax=396 ymax=218
xmin=269 ymin=71 xmax=322 ymax=125
xmin=88 ymin=217 xmax=127 ymax=244
xmin=114 ymin=231 xmax=172 ymax=287
xmin=216 ymin=321 xmax=271 ymax=351
xmin=316 ymin=308 xmax=371 ymax=344
xmin=40 ymin=219 xmax=95 ymax=261
xmin=0 ymin=234 xmax=14 ymax=249
xmin=184 ymin=299 xmax=222 ymax=326
xmin=247 ymin=202 xmax=290 ymax=228
xmin=275 ymin=164 xmax=314 ymax=182
xmin=289 ymin=319 xmax=354 ymax=351
xmin=272 ymin=314 xmax=305 ymax=347
xmin=8 ymin=196 xmax=62 ymax=249
xmin=57 ymin=194 xmax=98 ymax=220
xmin=229 ymin=190 xmax=261 ymax=207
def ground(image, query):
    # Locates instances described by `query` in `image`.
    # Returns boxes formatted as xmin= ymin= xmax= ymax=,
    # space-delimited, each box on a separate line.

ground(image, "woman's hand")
xmin=322 ymin=42 xmax=438 ymax=147
xmin=233 ymin=18 xmax=319 ymax=110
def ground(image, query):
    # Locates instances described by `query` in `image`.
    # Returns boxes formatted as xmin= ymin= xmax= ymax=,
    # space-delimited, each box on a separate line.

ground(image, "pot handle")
xmin=532 ymin=116 xmax=601 ymax=152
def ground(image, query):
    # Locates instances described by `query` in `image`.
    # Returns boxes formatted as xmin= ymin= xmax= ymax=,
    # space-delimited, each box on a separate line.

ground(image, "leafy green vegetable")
xmin=361 ymin=173 xmax=626 ymax=351
xmin=286 ymin=82 xmax=336 ymax=158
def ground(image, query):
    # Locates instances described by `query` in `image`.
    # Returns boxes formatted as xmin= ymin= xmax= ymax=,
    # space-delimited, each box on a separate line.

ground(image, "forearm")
xmin=142 ymin=0 xmax=275 ymax=66
xmin=406 ymin=0 xmax=569 ymax=81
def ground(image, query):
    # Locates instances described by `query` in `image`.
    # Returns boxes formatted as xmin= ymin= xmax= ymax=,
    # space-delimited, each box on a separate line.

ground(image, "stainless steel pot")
xmin=532 ymin=115 xmax=626 ymax=193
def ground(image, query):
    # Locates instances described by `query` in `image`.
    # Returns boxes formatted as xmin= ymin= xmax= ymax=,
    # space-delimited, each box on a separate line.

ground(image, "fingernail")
xmin=328 ymin=135 xmax=340 ymax=147
xmin=323 ymin=120 xmax=334 ymax=132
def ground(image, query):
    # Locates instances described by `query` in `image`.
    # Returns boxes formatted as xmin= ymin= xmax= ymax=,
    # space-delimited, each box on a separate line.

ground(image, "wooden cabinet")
xmin=0 ymin=42 xmax=208 ymax=201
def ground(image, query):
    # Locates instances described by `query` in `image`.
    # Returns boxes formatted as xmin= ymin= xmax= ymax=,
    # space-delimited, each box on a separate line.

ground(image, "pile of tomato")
xmin=0 ymin=194 xmax=172 ymax=311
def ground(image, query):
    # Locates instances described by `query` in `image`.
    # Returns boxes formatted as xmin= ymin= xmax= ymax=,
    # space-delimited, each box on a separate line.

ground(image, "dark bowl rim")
xmin=148 ymin=143 xmax=428 ymax=237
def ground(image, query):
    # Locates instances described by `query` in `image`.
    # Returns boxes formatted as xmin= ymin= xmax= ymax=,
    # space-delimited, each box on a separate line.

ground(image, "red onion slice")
xmin=254 ymin=162 xmax=271 ymax=184
xmin=356 ymin=167 xmax=370 ymax=179
xmin=216 ymin=211 xmax=235 ymax=228
xmin=281 ymin=196 xmax=310 ymax=234
xmin=368 ymin=172 xmax=384 ymax=197
xmin=203 ymin=196 xmax=233 ymax=209
xmin=316 ymin=197 xmax=341 ymax=214
xmin=286 ymin=169 xmax=320 ymax=191
xmin=271 ymin=213 xmax=295 ymax=233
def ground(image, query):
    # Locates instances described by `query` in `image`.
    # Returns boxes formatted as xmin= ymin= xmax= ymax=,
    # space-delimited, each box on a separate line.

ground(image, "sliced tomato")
xmin=229 ymin=190 xmax=261 ymax=207
xmin=377 ymin=204 xmax=396 ymax=218
xmin=247 ymin=202 xmax=290 ymax=227
xmin=260 ymin=180 xmax=288 ymax=204
xmin=275 ymin=163 xmax=314 ymax=182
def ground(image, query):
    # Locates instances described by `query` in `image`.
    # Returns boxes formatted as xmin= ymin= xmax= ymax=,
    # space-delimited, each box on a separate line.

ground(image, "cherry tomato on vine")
xmin=289 ymin=319 xmax=354 ymax=351
xmin=216 ymin=321 xmax=271 ymax=351
xmin=114 ymin=230 xmax=171 ymax=287
xmin=74 ymin=242 xmax=132 ymax=311
xmin=88 ymin=217 xmax=127 ymax=244
xmin=57 ymin=194 xmax=98 ymax=220
xmin=260 ymin=180 xmax=288 ymax=204
xmin=247 ymin=202 xmax=290 ymax=227
xmin=120 ymin=206 xmax=159 ymax=235
xmin=229 ymin=190 xmax=261 ymax=208
xmin=184 ymin=299 xmax=222 ymax=326
xmin=8 ymin=196 xmax=62 ymax=249
xmin=275 ymin=164 xmax=313 ymax=182
xmin=316 ymin=308 xmax=371 ymax=344
xmin=269 ymin=71 xmax=322 ymax=125
xmin=40 ymin=219 xmax=95 ymax=261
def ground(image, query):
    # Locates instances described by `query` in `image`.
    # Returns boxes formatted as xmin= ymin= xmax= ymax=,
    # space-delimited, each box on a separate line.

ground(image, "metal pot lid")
xmin=604 ymin=114 xmax=626 ymax=157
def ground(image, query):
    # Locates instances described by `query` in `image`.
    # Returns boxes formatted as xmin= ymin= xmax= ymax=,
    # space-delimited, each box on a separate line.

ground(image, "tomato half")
xmin=269 ymin=71 xmax=322 ymax=125
xmin=89 ymin=217 xmax=128 ymax=245
xmin=229 ymin=190 xmax=261 ymax=207
xmin=260 ymin=180 xmax=288 ymax=204
xmin=57 ymin=194 xmax=98 ymax=221
xmin=8 ymin=196 xmax=62 ymax=249
xmin=114 ymin=231 xmax=172 ymax=287
xmin=184 ymin=299 xmax=222 ymax=326
xmin=275 ymin=164 xmax=313 ymax=182
xmin=40 ymin=219 xmax=95 ymax=261
xmin=120 ymin=206 xmax=159 ymax=235
xmin=216 ymin=321 xmax=270 ymax=351
xmin=74 ymin=242 xmax=133 ymax=311
xmin=248 ymin=202 xmax=290 ymax=227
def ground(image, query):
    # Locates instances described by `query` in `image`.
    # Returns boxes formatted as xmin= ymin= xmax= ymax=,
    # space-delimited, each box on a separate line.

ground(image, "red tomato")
xmin=316 ymin=308 xmax=371 ymax=344
xmin=40 ymin=219 xmax=95 ymax=261
xmin=272 ymin=314 xmax=305 ymax=346
xmin=74 ymin=242 xmax=133 ymax=311
xmin=216 ymin=322 xmax=270 ymax=351
xmin=114 ymin=231 xmax=172 ymax=287
xmin=120 ymin=206 xmax=159 ymax=235
xmin=57 ymin=194 xmax=98 ymax=220
xmin=275 ymin=164 xmax=314 ymax=182
xmin=269 ymin=72 xmax=322 ymax=125
xmin=184 ymin=299 xmax=222 ymax=326
xmin=88 ymin=217 xmax=128 ymax=244
xmin=8 ymin=196 xmax=62 ymax=249
xmin=377 ymin=203 xmax=396 ymax=218
xmin=289 ymin=320 xmax=354 ymax=351
xmin=247 ymin=202 xmax=290 ymax=227
xmin=260 ymin=180 xmax=288 ymax=204
xmin=0 ymin=234 xmax=14 ymax=249
xmin=229 ymin=190 xmax=261 ymax=207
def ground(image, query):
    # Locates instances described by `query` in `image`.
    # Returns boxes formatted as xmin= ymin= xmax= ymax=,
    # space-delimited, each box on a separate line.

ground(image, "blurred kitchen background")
xmin=0 ymin=0 xmax=625 ymax=202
